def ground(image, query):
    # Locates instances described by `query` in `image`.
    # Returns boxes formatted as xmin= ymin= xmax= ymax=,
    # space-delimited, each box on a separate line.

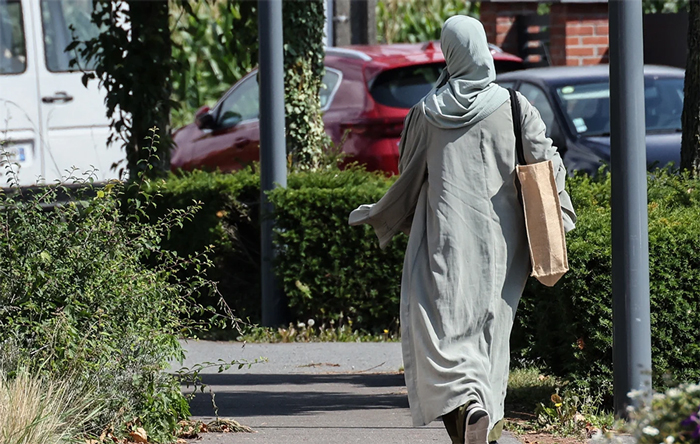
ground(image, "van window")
xmin=0 ymin=0 xmax=27 ymax=75
xmin=41 ymin=0 xmax=100 ymax=72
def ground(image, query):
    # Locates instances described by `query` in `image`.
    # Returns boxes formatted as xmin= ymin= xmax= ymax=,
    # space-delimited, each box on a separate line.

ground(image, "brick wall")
xmin=480 ymin=1 xmax=610 ymax=67
xmin=550 ymin=3 xmax=609 ymax=66
xmin=480 ymin=2 xmax=539 ymax=56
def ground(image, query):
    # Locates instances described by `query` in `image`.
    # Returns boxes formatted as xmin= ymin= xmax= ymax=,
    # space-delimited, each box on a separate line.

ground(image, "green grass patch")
xmin=506 ymin=367 xmax=616 ymax=439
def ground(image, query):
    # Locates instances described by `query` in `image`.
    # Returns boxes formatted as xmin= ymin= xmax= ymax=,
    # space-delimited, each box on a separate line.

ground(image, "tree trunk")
xmin=681 ymin=1 xmax=700 ymax=174
xmin=126 ymin=0 xmax=172 ymax=177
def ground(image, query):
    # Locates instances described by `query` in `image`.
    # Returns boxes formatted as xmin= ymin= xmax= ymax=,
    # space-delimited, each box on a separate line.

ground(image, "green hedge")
xmin=145 ymin=169 xmax=261 ymax=321
xmin=152 ymin=167 xmax=402 ymax=330
xmin=269 ymin=169 xmax=405 ymax=333
xmin=153 ymin=168 xmax=700 ymax=393
xmin=513 ymin=170 xmax=700 ymax=395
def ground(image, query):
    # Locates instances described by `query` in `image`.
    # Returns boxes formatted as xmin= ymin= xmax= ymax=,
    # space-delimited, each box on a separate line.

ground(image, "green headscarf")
xmin=422 ymin=15 xmax=510 ymax=129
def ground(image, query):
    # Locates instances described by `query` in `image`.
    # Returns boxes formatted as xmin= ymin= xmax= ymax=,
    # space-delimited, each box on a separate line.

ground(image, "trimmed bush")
xmin=150 ymin=168 xmax=700 ymax=394
xmin=150 ymin=167 xmax=403 ymax=332
xmin=145 ymin=169 xmax=261 ymax=323
xmin=270 ymin=168 xmax=405 ymax=334
xmin=512 ymin=170 xmax=700 ymax=395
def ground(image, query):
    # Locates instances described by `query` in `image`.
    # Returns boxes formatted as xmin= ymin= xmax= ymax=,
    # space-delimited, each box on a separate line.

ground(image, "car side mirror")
xmin=195 ymin=106 xmax=215 ymax=130
xmin=219 ymin=111 xmax=243 ymax=128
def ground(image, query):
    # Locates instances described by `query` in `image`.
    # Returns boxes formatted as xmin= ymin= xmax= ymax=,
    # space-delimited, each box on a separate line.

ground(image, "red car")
xmin=171 ymin=43 xmax=523 ymax=175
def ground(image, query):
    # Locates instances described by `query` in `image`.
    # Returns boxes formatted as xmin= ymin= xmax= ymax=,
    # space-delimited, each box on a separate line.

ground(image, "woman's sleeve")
xmin=348 ymin=107 xmax=428 ymax=247
xmin=398 ymin=108 xmax=423 ymax=174
xmin=518 ymin=92 xmax=577 ymax=232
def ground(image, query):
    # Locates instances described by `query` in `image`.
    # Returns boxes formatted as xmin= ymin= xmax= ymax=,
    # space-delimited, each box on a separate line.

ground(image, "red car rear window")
xmin=369 ymin=63 xmax=445 ymax=109
xmin=369 ymin=59 xmax=525 ymax=110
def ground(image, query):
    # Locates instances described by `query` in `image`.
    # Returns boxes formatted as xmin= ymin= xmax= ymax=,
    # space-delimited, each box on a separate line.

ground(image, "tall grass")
xmin=0 ymin=370 xmax=101 ymax=444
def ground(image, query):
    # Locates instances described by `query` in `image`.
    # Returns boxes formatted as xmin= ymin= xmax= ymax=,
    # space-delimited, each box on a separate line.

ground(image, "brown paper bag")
xmin=516 ymin=160 xmax=569 ymax=286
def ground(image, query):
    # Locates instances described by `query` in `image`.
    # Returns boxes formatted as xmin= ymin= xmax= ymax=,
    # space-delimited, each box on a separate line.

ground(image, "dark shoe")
xmin=457 ymin=402 xmax=490 ymax=444
xmin=442 ymin=410 xmax=461 ymax=444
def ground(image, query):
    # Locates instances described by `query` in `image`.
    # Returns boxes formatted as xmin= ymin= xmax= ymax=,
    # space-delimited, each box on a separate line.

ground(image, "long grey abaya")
xmin=348 ymin=16 xmax=576 ymax=435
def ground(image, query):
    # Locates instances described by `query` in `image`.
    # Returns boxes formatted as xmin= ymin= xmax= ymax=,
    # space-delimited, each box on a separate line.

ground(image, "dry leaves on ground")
xmin=128 ymin=427 xmax=148 ymax=443
xmin=176 ymin=418 xmax=254 ymax=439
xmin=84 ymin=418 xmax=254 ymax=444
xmin=520 ymin=432 xmax=584 ymax=444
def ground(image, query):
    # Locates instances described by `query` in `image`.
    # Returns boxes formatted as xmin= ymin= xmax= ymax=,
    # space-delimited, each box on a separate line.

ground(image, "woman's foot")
xmin=458 ymin=402 xmax=490 ymax=444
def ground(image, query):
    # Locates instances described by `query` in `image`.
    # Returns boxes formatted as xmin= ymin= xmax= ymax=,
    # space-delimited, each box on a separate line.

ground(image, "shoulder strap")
xmin=508 ymin=88 xmax=527 ymax=166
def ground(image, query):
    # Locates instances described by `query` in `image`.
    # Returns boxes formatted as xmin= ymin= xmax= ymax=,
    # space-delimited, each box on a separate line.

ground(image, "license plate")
xmin=0 ymin=141 xmax=34 ymax=168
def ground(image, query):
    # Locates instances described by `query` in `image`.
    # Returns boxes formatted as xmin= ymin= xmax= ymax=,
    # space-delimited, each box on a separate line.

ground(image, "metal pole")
xmin=258 ymin=0 xmax=288 ymax=327
xmin=325 ymin=0 xmax=334 ymax=46
xmin=609 ymin=0 xmax=652 ymax=417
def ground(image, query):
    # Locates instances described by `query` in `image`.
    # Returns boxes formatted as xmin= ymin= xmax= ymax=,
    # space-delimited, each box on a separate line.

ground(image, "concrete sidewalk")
xmin=176 ymin=340 xmax=523 ymax=444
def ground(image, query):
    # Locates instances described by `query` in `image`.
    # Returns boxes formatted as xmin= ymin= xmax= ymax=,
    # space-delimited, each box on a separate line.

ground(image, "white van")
xmin=0 ymin=0 xmax=121 ymax=187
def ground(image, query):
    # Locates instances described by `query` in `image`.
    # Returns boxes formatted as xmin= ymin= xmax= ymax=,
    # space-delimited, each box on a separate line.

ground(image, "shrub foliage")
xmin=512 ymin=170 xmax=700 ymax=395
xmin=155 ymin=167 xmax=700 ymax=393
xmin=269 ymin=169 xmax=405 ymax=333
xmin=0 ymin=165 xmax=215 ymax=442
xmin=376 ymin=0 xmax=478 ymax=44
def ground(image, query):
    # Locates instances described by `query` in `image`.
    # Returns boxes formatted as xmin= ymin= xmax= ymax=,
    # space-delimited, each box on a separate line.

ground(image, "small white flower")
xmin=642 ymin=426 xmax=660 ymax=436
xmin=629 ymin=389 xmax=647 ymax=399
xmin=297 ymin=322 xmax=306 ymax=329
xmin=307 ymin=319 xmax=315 ymax=327
xmin=665 ymin=435 xmax=675 ymax=444
xmin=686 ymin=384 xmax=700 ymax=393
xmin=653 ymin=393 xmax=666 ymax=401
xmin=666 ymin=388 xmax=681 ymax=398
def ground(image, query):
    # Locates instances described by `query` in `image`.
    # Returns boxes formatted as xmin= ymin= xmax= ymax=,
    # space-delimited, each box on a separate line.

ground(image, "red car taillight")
xmin=340 ymin=117 xmax=405 ymax=138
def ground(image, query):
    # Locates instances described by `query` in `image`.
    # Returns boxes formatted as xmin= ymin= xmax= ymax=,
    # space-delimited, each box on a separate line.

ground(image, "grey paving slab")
xmin=176 ymin=340 xmax=405 ymax=374
xmin=176 ymin=340 xmax=523 ymax=444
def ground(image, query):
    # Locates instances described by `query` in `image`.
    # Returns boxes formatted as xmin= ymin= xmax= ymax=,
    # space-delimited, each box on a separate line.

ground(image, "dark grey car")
xmin=497 ymin=65 xmax=684 ymax=175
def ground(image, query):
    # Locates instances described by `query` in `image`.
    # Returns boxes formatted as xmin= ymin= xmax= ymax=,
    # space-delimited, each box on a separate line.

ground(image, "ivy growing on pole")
xmin=282 ymin=0 xmax=327 ymax=170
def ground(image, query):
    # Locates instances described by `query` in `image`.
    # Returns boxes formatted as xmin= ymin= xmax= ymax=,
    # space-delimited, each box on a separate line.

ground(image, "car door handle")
xmin=234 ymin=138 xmax=250 ymax=149
xmin=42 ymin=92 xmax=74 ymax=104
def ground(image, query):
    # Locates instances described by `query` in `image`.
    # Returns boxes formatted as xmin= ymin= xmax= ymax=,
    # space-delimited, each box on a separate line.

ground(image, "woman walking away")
xmin=348 ymin=15 xmax=576 ymax=444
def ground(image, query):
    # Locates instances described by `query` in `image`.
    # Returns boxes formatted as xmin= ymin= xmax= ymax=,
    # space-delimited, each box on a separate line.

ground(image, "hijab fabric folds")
xmin=422 ymin=16 xmax=510 ymax=129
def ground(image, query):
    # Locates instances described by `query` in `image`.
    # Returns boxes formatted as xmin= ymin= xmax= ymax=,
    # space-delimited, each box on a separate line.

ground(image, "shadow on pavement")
xmin=191 ymin=372 xmax=405 ymax=387
xmin=186 ymin=373 xmax=409 ymax=418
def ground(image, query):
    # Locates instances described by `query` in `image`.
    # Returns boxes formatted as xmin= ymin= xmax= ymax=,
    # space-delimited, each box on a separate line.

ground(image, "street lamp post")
xmin=258 ymin=0 xmax=288 ymax=327
xmin=608 ymin=0 xmax=653 ymax=416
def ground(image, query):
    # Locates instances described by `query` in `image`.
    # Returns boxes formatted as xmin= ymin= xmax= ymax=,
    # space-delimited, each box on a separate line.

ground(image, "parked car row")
xmin=497 ymin=64 xmax=684 ymax=175
xmin=1 ymin=0 xmax=683 ymax=185
xmin=171 ymin=42 xmax=525 ymax=175
xmin=172 ymin=44 xmax=685 ymax=177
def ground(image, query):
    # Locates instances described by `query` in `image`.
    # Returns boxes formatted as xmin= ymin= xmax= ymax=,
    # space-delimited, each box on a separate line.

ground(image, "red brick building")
xmin=480 ymin=0 xmax=611 ymax=67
